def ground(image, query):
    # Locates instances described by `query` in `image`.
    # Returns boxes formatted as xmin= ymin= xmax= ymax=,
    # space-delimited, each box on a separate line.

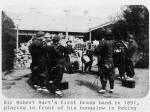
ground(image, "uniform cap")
xmin=52 ymin=35 xmax=60 ymax=42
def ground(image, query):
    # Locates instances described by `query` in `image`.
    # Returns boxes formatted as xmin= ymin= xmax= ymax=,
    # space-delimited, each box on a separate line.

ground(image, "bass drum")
xmin=69 ymin=54 xmax=78 ymax=63
xmin=66 ymin=53 xmax=79 ymax=73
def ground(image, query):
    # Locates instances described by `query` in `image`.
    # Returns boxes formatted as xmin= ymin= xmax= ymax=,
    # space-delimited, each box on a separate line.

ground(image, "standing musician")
xmin=94 ymin=30 xmax=115 ymax=94
xmin=29 ymin=31 xmax=48 ymax=88
xmin=46 ymin=35 xmax=67 ymax=96
xmin=113 ymin=34 xmax=137 ymax=81
xmin=94 ymin=38 xmax=105 ymax=73
xmin=113 ymin=39 xmax=128 ymax=80
xmin=125 ymin=34 xmax=138 ymax=80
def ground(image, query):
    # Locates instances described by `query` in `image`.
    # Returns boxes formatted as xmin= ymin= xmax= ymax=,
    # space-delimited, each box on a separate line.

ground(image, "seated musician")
xmin=83 ymin=42 xmax=94 ymax=73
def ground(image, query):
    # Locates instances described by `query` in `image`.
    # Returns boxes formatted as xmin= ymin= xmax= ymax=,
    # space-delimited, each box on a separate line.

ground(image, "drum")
xmin=82 ymin=55 xmax=90 ymax=63
xmin=69 ymin=54 xmax=78 ymax=63
xmin=66 ymin=53 xmax=79 ymax=73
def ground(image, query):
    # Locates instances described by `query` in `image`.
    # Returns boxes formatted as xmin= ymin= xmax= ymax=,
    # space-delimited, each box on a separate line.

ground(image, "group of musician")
xmin=29 ymin=30 xmax=138 ymax=95
xmin=29 ymin=31 xmax=71 ymax=96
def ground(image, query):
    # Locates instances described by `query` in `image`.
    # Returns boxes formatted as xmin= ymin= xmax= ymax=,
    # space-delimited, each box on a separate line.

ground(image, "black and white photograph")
xmin=1 ymin=0 xmax=149 ymax=99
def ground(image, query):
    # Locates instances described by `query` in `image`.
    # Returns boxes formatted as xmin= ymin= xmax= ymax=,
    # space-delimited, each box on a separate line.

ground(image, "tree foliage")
xmin=2 ymin=11 xmax=16 ymax=71
xmin=112 ymin=5 xmax=149 ymax=68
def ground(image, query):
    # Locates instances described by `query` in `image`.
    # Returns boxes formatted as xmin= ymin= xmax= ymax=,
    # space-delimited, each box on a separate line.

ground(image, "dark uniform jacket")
xmin=93 ymin=40 xmax=105 ymax=56
xmin=65 ymin=45 xmax=74 ymax=54
xmin=97 ymin=40 xmax=115 ymax=69
xmin=86 ymin=49 xmax=93 ymax=60
xmin=126 ymin=39 xmax=138 ymax=59
xmin=29 ymin=38 xmax=48 ymax=78
xmin=29 ymin=38 xmax=47 ymax=67
xmin=47 ymin=43 xmax=67 ymax=67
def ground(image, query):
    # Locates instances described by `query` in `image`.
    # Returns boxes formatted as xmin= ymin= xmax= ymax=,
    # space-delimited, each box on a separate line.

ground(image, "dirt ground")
xmin=2 ymin=68 xmax=149 ymax=99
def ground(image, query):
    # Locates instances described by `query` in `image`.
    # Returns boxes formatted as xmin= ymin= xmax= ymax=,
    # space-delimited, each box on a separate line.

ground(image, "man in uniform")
xmin=113 ymin=39 xmax=128 ymax=80
xmin=95 ymin=30 xmax=115 ymax=93
xmin=125 ymin=34 xmax=138 ymax=80
xmin=94 ymin=38 xmax=105 ymax=73
xmin=84 ymin=45 xmax=93 ymax=72
xmin=65 ymin=40 xmax=74 ymax=54
xmin=65 ymin=40 xmax=75 ymax=72
xmin=29 ymin=31 xmax=48 ymax=88
xmin=46 ymin=35 xmax=67 ymax=95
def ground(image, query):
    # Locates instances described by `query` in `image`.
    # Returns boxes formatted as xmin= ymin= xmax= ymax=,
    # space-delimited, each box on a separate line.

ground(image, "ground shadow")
xmin=75 ymin=79 xmax=121 ymax=98
xmin=75 ymin=79 xmax=100 ymax=92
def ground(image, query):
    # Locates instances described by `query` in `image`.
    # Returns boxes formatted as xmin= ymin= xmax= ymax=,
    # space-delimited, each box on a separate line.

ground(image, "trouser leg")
xmin=88 ymin=60 xmax=93 ymax=71
xmin=30 ymin=63 xmax=36 ymax=83
xmin=84 ymin=63 xmax=88 ymax=72
xmin=126 ymin=58 xmax=135 ymax=78
xmin=108 ymin=69 xmax=115 ymax=89
xmin=55 ymin=64 xmax=64 ymax=81
xmin=117 ymin=64 xmax=126 ymax=79
xmin=65 ymin=56 xmax=71 ymax=72
xmin=100 ymin=70 xmax=107 ymax=90
xmin=52 ymin=64 xmax=64 ymax=89
xmin=116 ymin=54 xmax=126 ymax=79
xmin=35 ymin=61 xmax=49 ymax=87
xmin=98 ymin=57 xmax=101 ymax=73
xmin=31 ymin=71 xmax=38 ymax=85
xmin=98 ymin=64 xmax=100 ymax=73
xmin=31 ymin=65 xmax=41 ymax=86
xmin=42 ymin=64 xmax=50 ymax=86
